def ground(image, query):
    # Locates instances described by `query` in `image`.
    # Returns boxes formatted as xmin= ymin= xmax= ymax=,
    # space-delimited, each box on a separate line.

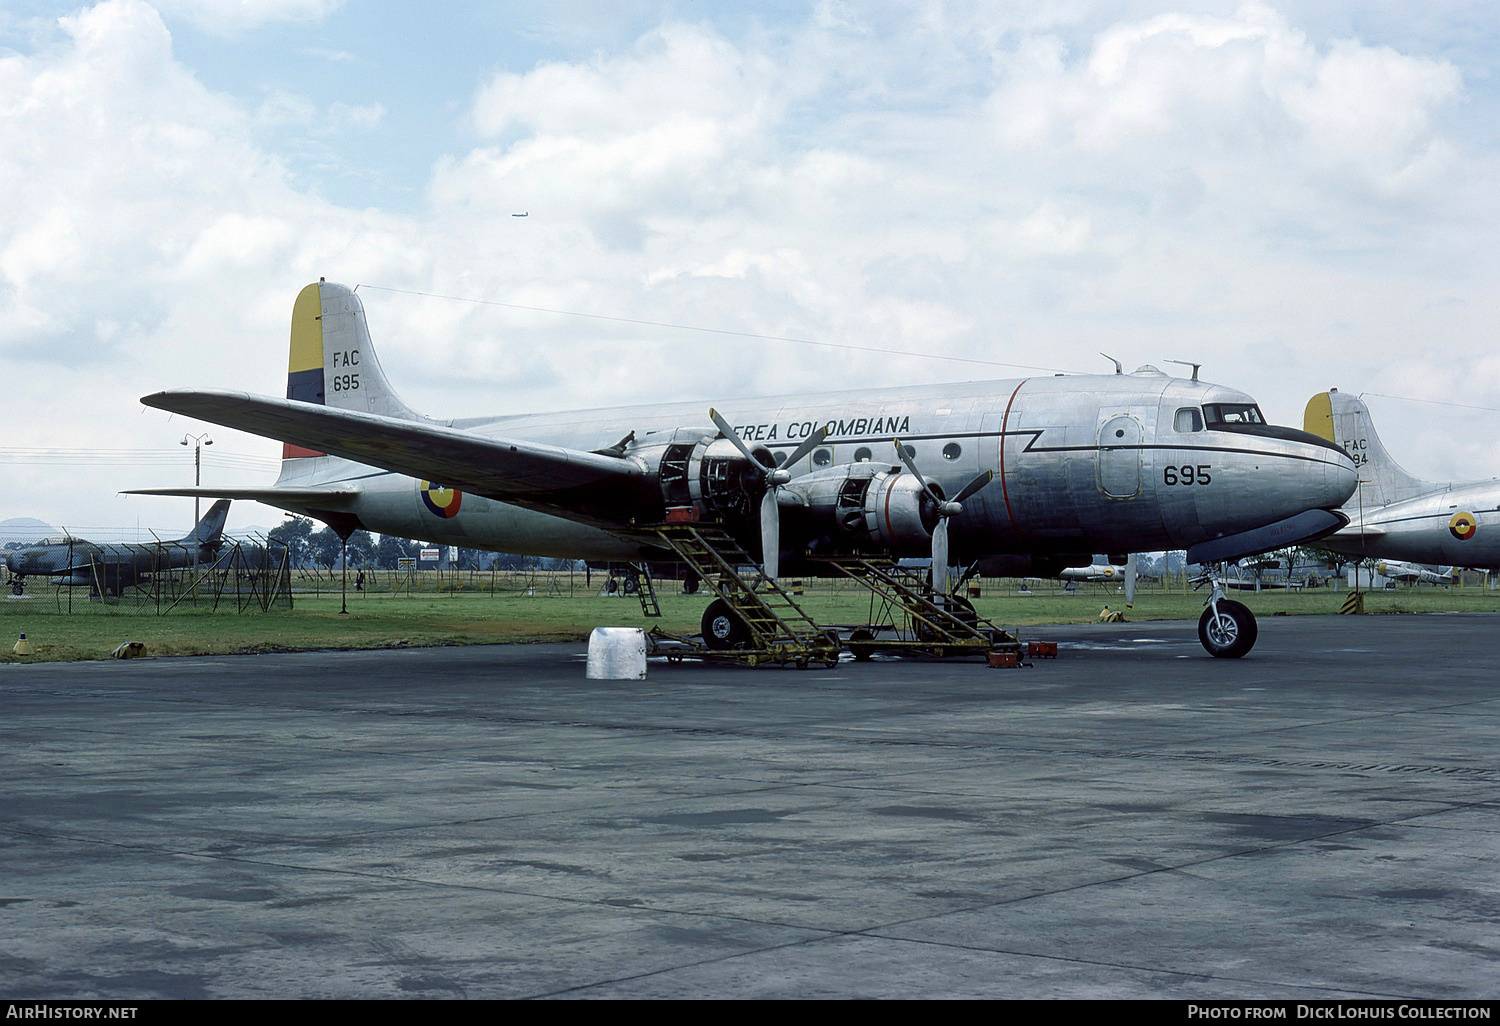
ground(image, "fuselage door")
xmin=1097 ymin=414 xmax=1143 ymax=498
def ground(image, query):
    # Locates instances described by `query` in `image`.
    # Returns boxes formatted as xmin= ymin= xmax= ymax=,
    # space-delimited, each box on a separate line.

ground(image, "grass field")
xmin=3 ymin=574 xmax=1498 ymax=662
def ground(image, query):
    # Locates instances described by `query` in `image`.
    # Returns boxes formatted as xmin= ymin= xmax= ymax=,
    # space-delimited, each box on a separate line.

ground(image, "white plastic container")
xmin=586 ymin=627 xmax=647 ymax=680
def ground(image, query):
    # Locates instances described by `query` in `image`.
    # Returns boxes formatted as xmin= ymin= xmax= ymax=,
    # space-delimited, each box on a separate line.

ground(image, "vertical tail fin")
xmin=1303 ymin=390 xmax=1434 ymax=508
xmin=283 ymin=279 xmax=424 ymax=460
xmin=181 ymin=499 xmax=231 ymax=548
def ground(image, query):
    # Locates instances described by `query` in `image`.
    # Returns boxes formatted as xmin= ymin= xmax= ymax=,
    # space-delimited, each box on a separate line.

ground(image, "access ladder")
xmin=809 ymin=556 xmax=1023 ymax=660
xmin=649 ymin=522 xmax=841 ymax=668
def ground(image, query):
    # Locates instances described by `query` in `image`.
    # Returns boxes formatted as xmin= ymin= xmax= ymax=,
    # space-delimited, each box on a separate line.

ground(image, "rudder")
xmin=283 ymin=280 xmax=424 ymax=459
xmin=1303 ymin=390 xmax=1432 ymax=507
xmin=183 ymin=499 xmax=231 ymax=548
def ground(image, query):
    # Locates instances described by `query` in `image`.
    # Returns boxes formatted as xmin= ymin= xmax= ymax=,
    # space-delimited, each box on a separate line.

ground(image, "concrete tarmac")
xmin=1 ymin=613 xmax=1497 ymax=1000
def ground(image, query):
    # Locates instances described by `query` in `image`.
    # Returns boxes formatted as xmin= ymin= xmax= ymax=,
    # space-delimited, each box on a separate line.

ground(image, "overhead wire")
xmin=356 ymin=283 xmax=1073 ymax=375
xmin=1360 ymin=392 xmax=1500 ymax=415
xmin=355 ymin=286 xmax=1500 ymax=416
xmin=0 ymin=448 xmax=280 ymax=470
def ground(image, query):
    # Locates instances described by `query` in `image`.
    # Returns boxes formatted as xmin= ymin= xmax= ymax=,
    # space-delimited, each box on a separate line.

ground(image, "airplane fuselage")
xmin=5 ymin=539 xmax=216 ymax=589
xmin=1322 ymin=481 xmax=1500 ymax=569
xmin=267 ymin=368 xmax=1355 ymax=566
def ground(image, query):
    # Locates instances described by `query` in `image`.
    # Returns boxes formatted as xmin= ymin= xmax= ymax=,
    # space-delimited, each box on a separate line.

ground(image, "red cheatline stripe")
xmin=999 ymin=379 xmax=1029 ymax=538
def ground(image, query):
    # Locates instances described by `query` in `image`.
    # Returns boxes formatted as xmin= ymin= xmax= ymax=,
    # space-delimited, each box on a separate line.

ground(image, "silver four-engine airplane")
xmin=5 ymin=500 xmax=230 ymax=597
xmin=130 ymin=280 xmax=1358 ymax=656
xmin=1304 ymin=389 xmax=1500 ymax=571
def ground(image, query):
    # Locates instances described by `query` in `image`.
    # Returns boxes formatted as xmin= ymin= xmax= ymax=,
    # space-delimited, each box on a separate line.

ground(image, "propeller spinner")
xmin=892 ymin=439 xmax=994 ymax=595
xmin=708 ymin=409 xmax=828 ymax=579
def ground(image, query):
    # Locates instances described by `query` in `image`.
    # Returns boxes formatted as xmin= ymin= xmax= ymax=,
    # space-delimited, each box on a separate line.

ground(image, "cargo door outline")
xmin=1097 ymin=414 xmax=1143 ymax=498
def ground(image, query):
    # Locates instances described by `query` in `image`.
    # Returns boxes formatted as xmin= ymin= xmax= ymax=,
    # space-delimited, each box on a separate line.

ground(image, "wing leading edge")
xmin=140 ymin=389 xmax=652 ymax=525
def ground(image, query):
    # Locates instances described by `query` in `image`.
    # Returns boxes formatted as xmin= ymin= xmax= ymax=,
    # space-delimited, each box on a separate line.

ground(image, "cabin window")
xmin=853 ymin=447 xmax=872 ymax=462
xmin=942 ymin=443 xmax=962 ymax=461
xmin=813 ymin=447 xmax=833 ymax=467
xmin=1203 ymin=403 xmax=1265 ymax=426
xmin=899 ymin=444 xmax=916 ymax=460
xmin=1174 ymin=408 xmax=1203 ymax=432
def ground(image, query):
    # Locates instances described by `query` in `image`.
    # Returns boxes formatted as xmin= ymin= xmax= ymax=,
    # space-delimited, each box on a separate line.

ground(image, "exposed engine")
xmin=780 ymin=463 xmax=942 ymax=557
xmin=622 ymin=427 xmax=773 ymax=525
xmin=618 ymin=427 xmax=964 ymax=572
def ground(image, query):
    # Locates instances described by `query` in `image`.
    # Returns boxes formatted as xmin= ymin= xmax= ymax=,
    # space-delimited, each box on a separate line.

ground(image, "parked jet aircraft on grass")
xmin=1304 ymin=390 xmax=1500 ymax=571
xmin=130 ymin=280 xmax=1356 ymax=656
xmin=1056 ymin=553 xmax=1140 ymax=606
xmin=1375 ymin=560 xmax=1455 ymax=586
xmin=5 ymin=500 xmax=230 ymax=597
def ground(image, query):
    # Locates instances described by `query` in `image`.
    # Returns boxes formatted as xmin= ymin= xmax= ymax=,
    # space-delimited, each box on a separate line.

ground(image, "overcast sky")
xmin=2 ymin=0 xmax=1496 ymax=539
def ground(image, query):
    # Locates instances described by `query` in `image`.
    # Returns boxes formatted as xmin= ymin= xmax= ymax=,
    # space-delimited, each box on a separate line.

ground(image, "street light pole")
xmin=180 ymin=432 xmax=212 ymax=535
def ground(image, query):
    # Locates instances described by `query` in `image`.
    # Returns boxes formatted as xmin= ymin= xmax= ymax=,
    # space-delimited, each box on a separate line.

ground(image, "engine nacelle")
xmin=621 ymin=427 xmax=773 ymax=524
xmin=783 ymin=463 xmax=940 ymax=557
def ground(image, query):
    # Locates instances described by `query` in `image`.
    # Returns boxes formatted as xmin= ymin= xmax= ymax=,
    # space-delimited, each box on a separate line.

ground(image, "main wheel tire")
xmin=1198 ymin=600 xmax=1258 ymax=658
xmin=701 ymin=599 xmax=750 ymax=650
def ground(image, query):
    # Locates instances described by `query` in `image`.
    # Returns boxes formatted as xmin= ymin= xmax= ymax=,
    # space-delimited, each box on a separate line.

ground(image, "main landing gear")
xmin=1193 ymin=566 xmax=1259 ymax=658
xmin=701 ymin=598 xmax=750 ymax=650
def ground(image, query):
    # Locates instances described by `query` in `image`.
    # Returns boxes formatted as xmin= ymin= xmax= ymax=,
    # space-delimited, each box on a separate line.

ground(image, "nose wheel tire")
xmin=701 ymin=599 xmax=751 ymax=650
xmin=1198 ymin=600 xmax=1257 ymax=658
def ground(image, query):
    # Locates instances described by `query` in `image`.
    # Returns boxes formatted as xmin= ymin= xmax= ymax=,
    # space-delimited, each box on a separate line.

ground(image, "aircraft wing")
xmin=140 ymin=389 xmax=650 ymax=521
xmin=124 ymin=486 xmax=362 ymax=505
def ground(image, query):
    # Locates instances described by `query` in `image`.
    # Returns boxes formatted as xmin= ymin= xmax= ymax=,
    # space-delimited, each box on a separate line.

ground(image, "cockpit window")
xmin=1173 ymin=408 xmax=1203 ymax=433
xmin=1203 ymin=403 xmax=1265 ymax=426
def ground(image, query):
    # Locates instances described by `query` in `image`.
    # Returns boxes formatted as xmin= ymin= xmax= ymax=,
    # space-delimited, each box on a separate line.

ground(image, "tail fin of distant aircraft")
xmin=1303 ymin=390 xmax=1436 ymax=509
xmin=179 ymin=499 xmax=231 ymax=549
xmin=282 ymin=279 xmax=425 ymax=459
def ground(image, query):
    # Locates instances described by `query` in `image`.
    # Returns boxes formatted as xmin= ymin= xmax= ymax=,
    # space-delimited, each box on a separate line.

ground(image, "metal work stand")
xmin=809 ymin=556 xmax=1024 ymax=661
xmin=644 ymin=519 xmax=1021 ymax=667
xmin=647 ymin=523 xmax=842 ymax=668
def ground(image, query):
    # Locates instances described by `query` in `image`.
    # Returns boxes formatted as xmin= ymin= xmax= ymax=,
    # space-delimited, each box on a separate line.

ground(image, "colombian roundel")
xmin=1449 ymin=511 xmax=1477 ymax=541
xmin=422 ymin=482 xmax=462 ymax=519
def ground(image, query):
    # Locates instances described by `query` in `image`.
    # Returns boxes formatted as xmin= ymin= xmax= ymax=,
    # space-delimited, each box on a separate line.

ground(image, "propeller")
xmin=892 ymin=439 xmax=994 ymax=595
xmin=709 ymin=409 xmax=828 ymax=579
xmin=1124 ymin=552 xmax=1137 ymax=608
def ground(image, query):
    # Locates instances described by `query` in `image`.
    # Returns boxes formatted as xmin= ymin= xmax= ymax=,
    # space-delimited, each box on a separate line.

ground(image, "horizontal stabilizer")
xmin=124 ymin=486 xmax=362 ymax=505
xmin=140 ymin=389 xmax=647 ymax=516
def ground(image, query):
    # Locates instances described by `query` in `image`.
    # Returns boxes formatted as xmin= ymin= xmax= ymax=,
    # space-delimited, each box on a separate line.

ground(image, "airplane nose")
xmin=1294 ymin=433 xmax=1358 ymax=511
xmin=1325 ymin=452 xmax=1358 ymax=508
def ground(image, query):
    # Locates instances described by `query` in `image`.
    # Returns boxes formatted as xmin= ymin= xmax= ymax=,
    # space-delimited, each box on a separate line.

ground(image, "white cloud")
xmin=151 ymin=0 xmax=342 ymax=36
xmin=0 ymin=0 xmax=1496 ymax=531
xmin=0 ymin=0 xmax=419 ymax=529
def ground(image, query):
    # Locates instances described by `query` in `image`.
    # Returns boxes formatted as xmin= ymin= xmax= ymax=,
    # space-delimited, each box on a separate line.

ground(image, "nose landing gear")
xmin=1193 ymin=566 xmax=1258 ymax=658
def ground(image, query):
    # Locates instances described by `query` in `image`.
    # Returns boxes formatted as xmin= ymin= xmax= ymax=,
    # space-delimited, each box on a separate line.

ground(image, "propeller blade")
xmin=950 ymin=469 xmax=994 ymax=505
xmin=932 ymin=519 xmax=951 ymax=595
xmin=709 ymin=408 xmax=766 ymax=471
xmin=893 ymin=439 xmax=944 ymax=506
xmin=760 ymin=489 xmax=780 ymax=580
xmin=779 ymin=423 xmax=829 ymax=473
xmin=1124 ymin=552 xmax=1137 ymax=607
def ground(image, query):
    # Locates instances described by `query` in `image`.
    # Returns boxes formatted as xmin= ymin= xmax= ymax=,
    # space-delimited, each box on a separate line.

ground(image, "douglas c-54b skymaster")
xmin=132 ymin=280 xmax=1356 ymax=657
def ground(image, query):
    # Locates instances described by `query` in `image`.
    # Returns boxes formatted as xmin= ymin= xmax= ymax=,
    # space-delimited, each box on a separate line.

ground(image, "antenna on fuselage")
xmin=1165 ymin=360 xmax=1201 ymax=381
xmin=1100 ymin=353 xmax=1123 ymax=375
